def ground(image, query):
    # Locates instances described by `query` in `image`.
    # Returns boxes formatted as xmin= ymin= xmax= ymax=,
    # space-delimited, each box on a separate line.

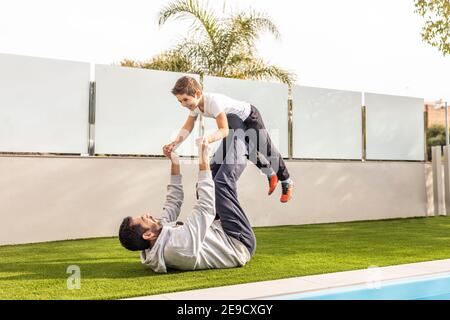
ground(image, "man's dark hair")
xmin=119 ymin=216 xmax=150 ymax=251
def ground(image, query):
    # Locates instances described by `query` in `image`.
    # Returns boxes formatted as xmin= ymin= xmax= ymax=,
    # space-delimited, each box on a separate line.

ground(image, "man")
xmin=118 ymin=120 xmax=256 ymax=273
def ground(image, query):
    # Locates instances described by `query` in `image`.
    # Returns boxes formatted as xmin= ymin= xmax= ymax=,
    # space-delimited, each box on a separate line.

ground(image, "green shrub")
xmin=427 ymin=124 xmax=447 ymax=160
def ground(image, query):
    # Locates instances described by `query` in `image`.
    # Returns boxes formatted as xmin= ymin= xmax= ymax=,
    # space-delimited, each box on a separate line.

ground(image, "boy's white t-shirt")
xmin=189 ymin=92 xmax=251 ymax=121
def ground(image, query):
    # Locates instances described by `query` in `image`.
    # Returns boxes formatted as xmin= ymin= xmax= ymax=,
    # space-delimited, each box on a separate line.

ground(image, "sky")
xmin=0 ymin=0 xmax=449 ymax=103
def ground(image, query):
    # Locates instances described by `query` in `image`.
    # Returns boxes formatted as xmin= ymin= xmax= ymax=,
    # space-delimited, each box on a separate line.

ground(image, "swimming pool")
xmin=270 ymin=273 xmax=450 ymax=300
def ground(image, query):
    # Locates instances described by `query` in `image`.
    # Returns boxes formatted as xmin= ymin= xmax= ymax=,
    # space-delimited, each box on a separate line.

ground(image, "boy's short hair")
xmin=171 ymin=76 xmax=202 ymax=97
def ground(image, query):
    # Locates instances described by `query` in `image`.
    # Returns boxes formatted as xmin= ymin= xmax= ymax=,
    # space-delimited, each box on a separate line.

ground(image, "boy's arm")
xmin=205 ymin=112 xmax=229 ymax=144
xmin=159 ymin=150 xmax=183 ymax=223
xmin=169 ymin=115 xmax=197 ymax=149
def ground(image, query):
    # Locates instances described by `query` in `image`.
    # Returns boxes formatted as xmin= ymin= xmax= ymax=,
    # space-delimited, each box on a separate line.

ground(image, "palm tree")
xmin=120 ymin=0 xmax=296 ymax=87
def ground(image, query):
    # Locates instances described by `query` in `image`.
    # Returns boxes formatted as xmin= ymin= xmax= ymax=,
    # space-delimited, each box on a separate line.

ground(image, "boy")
xmin=164 ymin=76 xmax=293 ymax=202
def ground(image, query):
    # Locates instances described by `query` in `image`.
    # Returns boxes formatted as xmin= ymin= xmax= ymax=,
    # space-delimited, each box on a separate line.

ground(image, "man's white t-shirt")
xmin=189 ymin=92 xmax=251 ymax=122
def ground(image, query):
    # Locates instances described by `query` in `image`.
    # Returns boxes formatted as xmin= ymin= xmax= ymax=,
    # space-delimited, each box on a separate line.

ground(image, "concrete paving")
xmin=124 ymin=258 xmax=450 ymax=300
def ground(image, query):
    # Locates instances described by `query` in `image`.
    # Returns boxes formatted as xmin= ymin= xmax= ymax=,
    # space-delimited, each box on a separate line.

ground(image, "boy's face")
xmin=175 ymin=90 xmax=202 ymax=111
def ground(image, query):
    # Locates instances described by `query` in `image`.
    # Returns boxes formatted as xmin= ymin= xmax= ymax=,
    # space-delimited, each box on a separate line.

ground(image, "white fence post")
xmin=432 ymin=145 xmax=445 ymax=215
xmin=443 ymin=146 xmax=450 ymax=215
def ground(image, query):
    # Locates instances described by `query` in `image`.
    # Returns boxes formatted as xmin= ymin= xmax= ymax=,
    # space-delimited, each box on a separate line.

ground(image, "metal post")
xmin=199 ymin=74 xmax=205 ymax=138
xmin=424 ymin=107 xmax=429 ymax=161
xmin=362 ymin=105 xmax=366 ymax=162
xmin=199 ymin=115 xmax=204 ymax=137
xmin=288 ymin=99 xmax=293 ymax=159
xmin=446 ymin=102 xmax=449 ymax=146
xmin=444 ymin=146 xmax=450 ymax=215
xmin=432 ymin=145 xmax=445 ymax=215
xmin=444 ymin=101 xmax=449 ymax=215
xmin=88 ymin=81 xmax=96 ymax=156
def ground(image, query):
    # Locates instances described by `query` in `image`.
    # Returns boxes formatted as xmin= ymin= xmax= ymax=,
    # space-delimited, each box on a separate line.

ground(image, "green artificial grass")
xmin=1 ymin=216 xmax=450 ymax=299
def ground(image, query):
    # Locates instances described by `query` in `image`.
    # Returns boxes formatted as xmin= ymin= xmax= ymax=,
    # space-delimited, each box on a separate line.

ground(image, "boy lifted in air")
xmin=164 ymin=76 xmax=293 ymax=203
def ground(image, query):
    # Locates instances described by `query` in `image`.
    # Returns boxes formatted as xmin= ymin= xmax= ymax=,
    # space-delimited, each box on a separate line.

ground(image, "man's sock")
xmin=281 ymin=178 xmax=293 ymax=185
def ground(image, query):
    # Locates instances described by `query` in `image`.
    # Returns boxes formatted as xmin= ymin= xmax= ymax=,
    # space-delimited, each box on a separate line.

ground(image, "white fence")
xmin=94 ymin=65 xmax=200 ymax=156
xmin=365 ymin=92 xmax=425 ymax=161
xmin=0 ymin=53 xmax=425 ymax=161
xmin=204 ymin=75 xmax=289 ymax=157
xmin=0 ymin=53 xmax=90 ymax=153
xmin=292 ymin=86 xmax=363 ymax=159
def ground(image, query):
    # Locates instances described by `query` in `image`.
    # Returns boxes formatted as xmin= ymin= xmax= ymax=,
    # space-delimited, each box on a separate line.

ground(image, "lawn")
xmin=1 ymin=216 xmax=450 ymax=300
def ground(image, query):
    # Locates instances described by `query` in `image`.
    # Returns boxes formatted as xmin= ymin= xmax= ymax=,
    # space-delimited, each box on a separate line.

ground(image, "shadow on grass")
xmin=0 ymin=259 xmax=191 ymax=281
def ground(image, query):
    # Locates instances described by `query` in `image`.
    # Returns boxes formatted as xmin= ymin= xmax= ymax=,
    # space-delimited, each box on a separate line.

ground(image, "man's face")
xmin=175 ymin=91 xmax=201 ymax=111
xmin=131 ymin=213 xmax=162 ymax=231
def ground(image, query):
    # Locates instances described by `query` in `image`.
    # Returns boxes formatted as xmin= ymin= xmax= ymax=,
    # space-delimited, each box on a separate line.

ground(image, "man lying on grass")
xmin=118 ymin=122 xmax=256 ymax=273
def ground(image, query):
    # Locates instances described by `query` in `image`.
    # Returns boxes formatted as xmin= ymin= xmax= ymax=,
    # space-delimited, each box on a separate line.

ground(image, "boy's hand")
xmin=164 ymin=141 xmax=178 ymax=153
xmin=163 ymin=146 xmax=180 ymax=173
xmin=162 ymin=145 xmax=172 ymax=158
xmin=162 ymin=146 xmax=180 ymax=164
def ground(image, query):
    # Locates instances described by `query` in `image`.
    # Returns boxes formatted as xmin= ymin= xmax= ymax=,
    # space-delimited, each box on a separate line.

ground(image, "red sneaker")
xmin=280 ymin=182 xmax=293 ymax=203
xmin=268 ymin=175 xmax=278 ymax=195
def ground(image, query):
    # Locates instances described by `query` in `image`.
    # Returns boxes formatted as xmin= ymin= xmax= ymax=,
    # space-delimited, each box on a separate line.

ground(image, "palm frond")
xmin=234 ymin=9 xmax=281 ymax=41
xmin=121 ymin=50 xmax=193 ymax=73
xmin=173 ymin=38 xmax=213 ymax=72
xmin=217 ymin=10 xmax=281 ymax=73
xmin=158 ymin=0 xmax=220 ymax=50
xmin=224 ymin=57 xmax=296 ymax=86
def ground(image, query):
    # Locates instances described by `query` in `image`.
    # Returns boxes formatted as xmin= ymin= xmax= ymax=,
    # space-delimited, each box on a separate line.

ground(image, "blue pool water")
xmin=273 ymin=273 xmax=450 ymax=300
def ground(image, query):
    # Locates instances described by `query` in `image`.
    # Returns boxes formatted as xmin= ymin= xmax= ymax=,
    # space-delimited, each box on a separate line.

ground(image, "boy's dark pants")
xmin=210 ymin=108 xmax=290 ymax=257
xmin=210 ymin=115 xmax=257 ymax=257
xmin=244 ymin=105 xmax=290 ymax=181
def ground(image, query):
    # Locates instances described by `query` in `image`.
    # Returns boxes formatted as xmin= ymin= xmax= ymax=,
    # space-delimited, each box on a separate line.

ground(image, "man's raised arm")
xmin=197 ymin=137 xmax=214 ymax=212
xmin=182 ymin=138 xmax=215 ymax=254
xmin=159 ymin=146 xmax=184 ymax=223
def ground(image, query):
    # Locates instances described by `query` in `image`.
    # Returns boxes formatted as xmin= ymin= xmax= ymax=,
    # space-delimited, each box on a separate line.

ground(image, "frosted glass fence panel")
xmin=0 ymin=53 xmax=90 ymax=153
xmin=203 ymin=76 xmax=289 ymax=157
xmin=95 ymin=65 xmax=200 ymax=156
xmin=292 ymin=86 xmax=363 ymax=159
xmin=365 ymin=93 xmax=424 ymax=161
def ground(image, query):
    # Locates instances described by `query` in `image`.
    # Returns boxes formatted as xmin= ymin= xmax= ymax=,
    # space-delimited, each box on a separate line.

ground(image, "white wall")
xmin=0 ymin=156 xmax=427 ymax=245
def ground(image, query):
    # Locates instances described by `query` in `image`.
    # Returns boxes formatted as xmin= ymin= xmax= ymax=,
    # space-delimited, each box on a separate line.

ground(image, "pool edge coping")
xmin=122 ymin=258 xmax=450 ymax=300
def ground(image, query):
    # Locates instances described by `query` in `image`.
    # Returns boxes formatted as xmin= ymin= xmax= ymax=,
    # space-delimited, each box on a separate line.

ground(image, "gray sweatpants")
xmin=210 ymin=114 xmax=257 ymax=257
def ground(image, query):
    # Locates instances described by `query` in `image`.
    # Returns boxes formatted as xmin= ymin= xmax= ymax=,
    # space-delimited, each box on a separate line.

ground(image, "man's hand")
xmin=197 ymin=136 xmax=210 ymax=170
xmin=163 ymin=141 xmax=178 ymax=154
xmin=162 ymin=145 xmax=180 ymax=166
